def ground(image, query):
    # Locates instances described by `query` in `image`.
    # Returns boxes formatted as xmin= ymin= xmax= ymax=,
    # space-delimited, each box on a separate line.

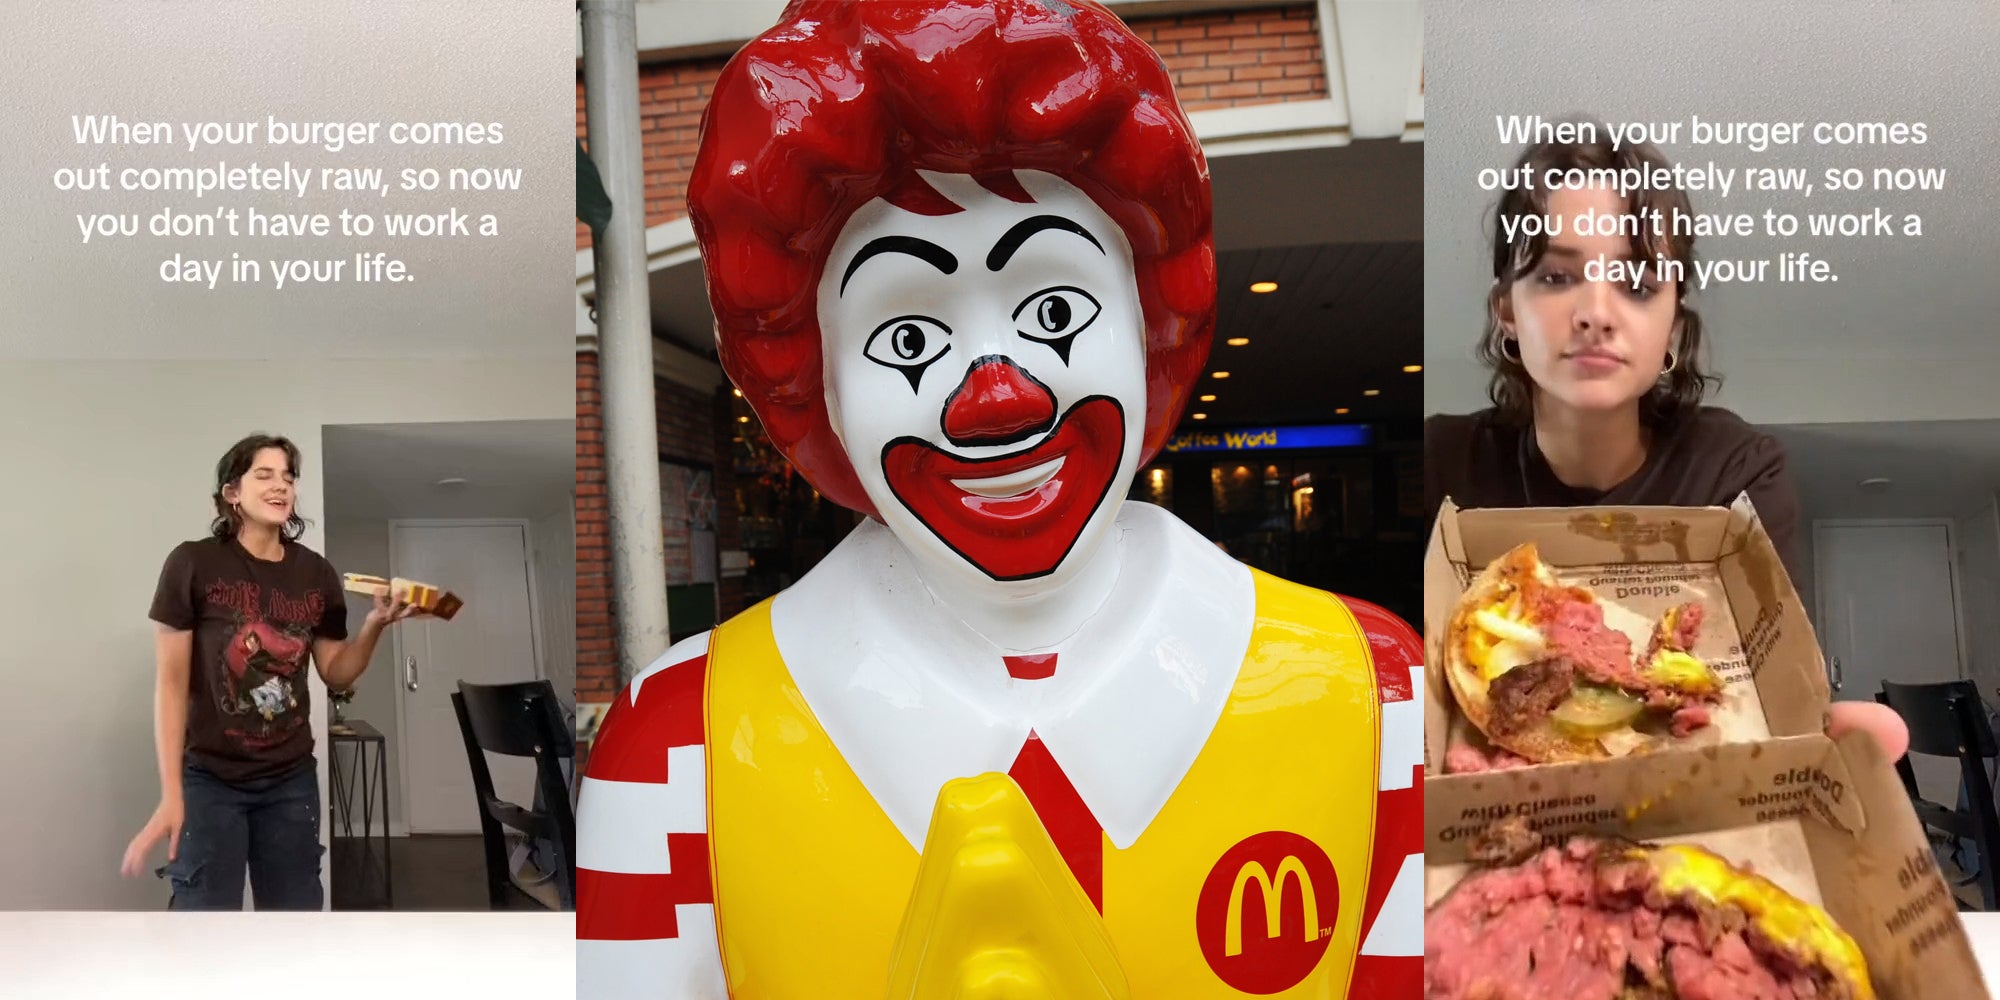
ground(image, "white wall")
xmin=0 ymin=359 xmax=567 ymax=908
xmin=1793 ymin=526 xmax=1819 ymax=629
xmin=531 ymin=500 xmax=578 ymax=711
xmin=1958 ymin=495 xmax=2000 ymax=700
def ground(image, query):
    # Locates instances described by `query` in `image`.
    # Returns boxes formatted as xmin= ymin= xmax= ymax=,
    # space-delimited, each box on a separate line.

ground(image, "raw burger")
xmin=1541 ymin=596 xmax=1644 ymax=689
xmin=1425 ymin=835 xmax=1859 ymax=1000
xmin=1445 ymin=742 xmax=1536 ymax=774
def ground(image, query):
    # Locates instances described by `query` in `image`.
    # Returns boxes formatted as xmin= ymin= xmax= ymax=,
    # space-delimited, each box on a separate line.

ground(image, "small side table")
xmin=329 ymin=719 xmax=392 ymax=908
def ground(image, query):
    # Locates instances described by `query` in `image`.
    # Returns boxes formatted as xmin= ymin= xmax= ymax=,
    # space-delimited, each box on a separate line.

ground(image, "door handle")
xmin=404 ymin=654 xmax=419 ymax=692
xmin=1829 ymin=656 xmax=1843 ymax=693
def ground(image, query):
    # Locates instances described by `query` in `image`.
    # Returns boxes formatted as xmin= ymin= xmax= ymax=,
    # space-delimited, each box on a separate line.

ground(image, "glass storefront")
xmin=1131 ymin=426 xmax=1423 ymax=627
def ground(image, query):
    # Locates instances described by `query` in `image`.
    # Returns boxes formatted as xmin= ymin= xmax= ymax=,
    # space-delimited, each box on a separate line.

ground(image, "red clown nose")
xmin=942 ymin=356 xmax=1058 ymax=447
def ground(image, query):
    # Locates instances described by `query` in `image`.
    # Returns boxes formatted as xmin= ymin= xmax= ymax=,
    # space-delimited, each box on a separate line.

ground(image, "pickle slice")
xmin=1551 ymin=683 xmax=1644 ymax=736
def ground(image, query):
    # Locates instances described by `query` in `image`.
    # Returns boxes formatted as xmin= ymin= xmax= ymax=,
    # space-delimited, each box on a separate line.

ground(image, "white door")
xmin=392 ymin=521 xmax=544 ymax=834
xmin=1815 ymin=520 xmax=1967 ymax=804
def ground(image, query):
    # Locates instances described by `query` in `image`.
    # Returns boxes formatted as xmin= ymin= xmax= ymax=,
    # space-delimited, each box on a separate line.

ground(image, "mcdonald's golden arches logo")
xmin=1195 ymin=831 xmax=1339 ymax=993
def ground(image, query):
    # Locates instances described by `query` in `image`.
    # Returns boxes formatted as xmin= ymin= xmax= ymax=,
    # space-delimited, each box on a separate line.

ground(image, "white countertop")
xmin=1 ymin=909 xmax=1995 ymax=995
xmin=1966 ymin=912 xmax=2000 ymax=986
xmin=0 ymin=912 xmax=574 ymax=997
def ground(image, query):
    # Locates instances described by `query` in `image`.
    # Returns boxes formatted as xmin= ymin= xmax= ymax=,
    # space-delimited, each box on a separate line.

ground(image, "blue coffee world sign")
xmin=1162 ymin=423 xmax=1372 ymax=453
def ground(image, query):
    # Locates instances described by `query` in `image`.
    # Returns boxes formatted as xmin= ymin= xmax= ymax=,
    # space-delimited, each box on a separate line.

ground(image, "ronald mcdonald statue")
xmin=577 ymin=2 xmax=1421 ymax=996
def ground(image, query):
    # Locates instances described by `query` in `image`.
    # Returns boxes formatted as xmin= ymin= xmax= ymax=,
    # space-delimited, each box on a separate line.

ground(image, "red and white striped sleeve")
xmin=575 ymin=632 xmax=728 ymax=1000
xmin=1340 ymin=597 xmax=1425 ymax=997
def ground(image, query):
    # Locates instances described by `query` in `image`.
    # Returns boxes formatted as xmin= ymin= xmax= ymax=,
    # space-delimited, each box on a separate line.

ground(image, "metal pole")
xmin=580 ymin=0 xmax=671 ymax=684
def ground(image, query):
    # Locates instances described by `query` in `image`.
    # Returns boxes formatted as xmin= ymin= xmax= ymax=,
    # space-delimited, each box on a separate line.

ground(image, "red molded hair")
xmin=687 ymin=0 xmax=1216 ymax=517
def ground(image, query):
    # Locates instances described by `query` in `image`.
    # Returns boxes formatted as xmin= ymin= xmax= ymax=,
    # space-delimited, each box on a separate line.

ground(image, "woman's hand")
xmin=1826 ymin=701 xmax=1910 ymax=761
xmin=364 ymin=588 xmax=421 ymax=630
xmin=120 ymin=797 xmax=184 ymax=877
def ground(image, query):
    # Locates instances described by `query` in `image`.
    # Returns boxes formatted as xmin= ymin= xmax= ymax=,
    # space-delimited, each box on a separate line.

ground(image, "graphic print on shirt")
xmin=205 ymin=579 xmax=324 ymax=751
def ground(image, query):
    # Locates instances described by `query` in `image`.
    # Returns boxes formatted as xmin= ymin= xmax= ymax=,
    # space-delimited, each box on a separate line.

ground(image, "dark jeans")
xmin=162 ymin=761 xmax=323 ymax=910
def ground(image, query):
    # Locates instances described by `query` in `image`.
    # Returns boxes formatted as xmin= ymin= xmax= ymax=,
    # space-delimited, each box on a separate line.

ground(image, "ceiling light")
xmin=1250 ymin=281 xmax=1278 ymax=293
xmin=1335 ymin=407 xmax=1349 ymax=415
xmin=1363 ymin=388 xmax=1380 ymax=397
xmin=1191 ymin=413 xmax=1208 ymax=420
xmin=1226 ymin=337 xmax=1250 ymax=347
xmin=1211 ymin=371 xmax=1230 ymax=379
xmin=737 ymin=415 xmax=750 ymax=423
xmin=1199 ymin=394 xmax=1216 ymax=402
xmin=732 ymin=388 xmax=743 ymax=397
xmin=1403 ymin=364 xmax=1423 ymax=373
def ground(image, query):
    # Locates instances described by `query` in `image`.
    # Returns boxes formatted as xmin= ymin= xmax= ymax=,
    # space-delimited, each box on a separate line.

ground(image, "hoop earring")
xmin=1498 ymin=337 xmax=1522 ymax=362
xmin=1660 ymin=351 xmax=1678 ymax=377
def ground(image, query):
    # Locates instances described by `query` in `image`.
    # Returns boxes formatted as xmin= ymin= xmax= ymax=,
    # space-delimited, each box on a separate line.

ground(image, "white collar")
xmin=768 ymin=501 xmax=1255 ymax=851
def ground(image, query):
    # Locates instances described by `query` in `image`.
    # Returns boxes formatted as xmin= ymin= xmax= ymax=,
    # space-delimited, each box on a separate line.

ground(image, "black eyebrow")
xmin=840 ymin=236 xmax=959 ymax=295
xmin=986 ymin=215 xmax=1103 ymax=271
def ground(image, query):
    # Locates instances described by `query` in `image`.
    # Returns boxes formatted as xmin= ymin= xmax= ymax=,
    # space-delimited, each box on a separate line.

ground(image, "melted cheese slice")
xmin=1643 ymin=844 xmax=1874 ymax=1000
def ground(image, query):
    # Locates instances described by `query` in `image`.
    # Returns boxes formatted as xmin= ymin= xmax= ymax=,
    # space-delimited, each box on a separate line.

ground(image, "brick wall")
xmin=1123 ymin=4 xmax=1327 ymax=113
xmin=575 ymin=352 xmax=615 ymax=707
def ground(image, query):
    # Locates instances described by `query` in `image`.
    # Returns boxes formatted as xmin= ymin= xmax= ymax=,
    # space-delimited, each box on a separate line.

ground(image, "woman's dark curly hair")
xmin=1480 ymin=120 xmax=1721 ymax=426
xmin=210 ymin=433 xmax=308 ymax=542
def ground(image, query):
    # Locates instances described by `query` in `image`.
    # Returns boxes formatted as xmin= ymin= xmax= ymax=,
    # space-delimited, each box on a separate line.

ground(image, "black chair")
xmin=452 ymin=680 xmax=577 ymax=910
xmin=1877 ymin=680 xmax=2000 ymax=910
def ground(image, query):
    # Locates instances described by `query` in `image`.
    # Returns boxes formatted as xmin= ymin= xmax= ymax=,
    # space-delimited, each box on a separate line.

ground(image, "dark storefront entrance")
xmin=1132 ymin=421 xmax=1423 ymax=626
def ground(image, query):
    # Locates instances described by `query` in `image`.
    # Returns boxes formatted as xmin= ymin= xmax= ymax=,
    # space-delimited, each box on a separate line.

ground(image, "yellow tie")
xmin=884 ymin=773 xmax=1131 ymax=1000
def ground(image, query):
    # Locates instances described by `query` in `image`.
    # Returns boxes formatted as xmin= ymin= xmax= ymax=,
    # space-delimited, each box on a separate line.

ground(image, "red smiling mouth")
xmin=881 ymin=396 xmax=1125 ymax=581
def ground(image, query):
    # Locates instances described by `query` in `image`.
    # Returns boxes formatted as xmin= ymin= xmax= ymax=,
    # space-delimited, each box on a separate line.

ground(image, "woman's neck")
xmin=236 ymin=523 xmax=284 ymax=561
xmin=1531 ymin=396 xmax=1650 ymax=492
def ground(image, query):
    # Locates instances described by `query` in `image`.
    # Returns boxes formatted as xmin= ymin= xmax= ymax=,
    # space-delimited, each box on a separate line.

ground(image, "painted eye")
xmin=1013 ymin=286 xmax=1100 ymax=364
xmin=863 ymin=314 xmax=953 ymax=391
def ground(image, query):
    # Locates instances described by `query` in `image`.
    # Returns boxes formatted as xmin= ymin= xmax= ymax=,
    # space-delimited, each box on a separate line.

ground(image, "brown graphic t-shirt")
xmin=149 ymin=537 xmax=348 ymax=784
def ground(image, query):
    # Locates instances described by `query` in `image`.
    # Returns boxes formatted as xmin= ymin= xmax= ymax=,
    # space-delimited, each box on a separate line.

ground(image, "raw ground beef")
xmin=1670 ymin=602 xmax=1705 ymax=651
xmin=1671 ymin=703 xmax=1714 ymax=738
xmin=1426 ymin=834 xmax=1859 ymax=1000
xmin=1445 ymin=741 xmax=1536 ymax=774
xmin=1543 ymin=597 xmax=1644 ymax=688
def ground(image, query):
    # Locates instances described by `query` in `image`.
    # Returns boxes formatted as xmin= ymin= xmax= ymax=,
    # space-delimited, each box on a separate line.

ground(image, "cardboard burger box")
xmin=1422 ymin=495 xmax=1990 ymax=998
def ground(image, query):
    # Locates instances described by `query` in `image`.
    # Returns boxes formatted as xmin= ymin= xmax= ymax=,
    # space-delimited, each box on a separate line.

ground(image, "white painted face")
xmin=817 ymin=170 xmax=1147 ymax=589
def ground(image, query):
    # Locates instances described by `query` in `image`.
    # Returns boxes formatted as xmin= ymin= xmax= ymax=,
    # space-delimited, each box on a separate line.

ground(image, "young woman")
xmin=1425 ymin=130 xmax=1808 ymax=576
xmin=1426 ymin=127 xmax=1904 ymax=758
xmin=119 ymin=433 xmax=416 ymax=909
